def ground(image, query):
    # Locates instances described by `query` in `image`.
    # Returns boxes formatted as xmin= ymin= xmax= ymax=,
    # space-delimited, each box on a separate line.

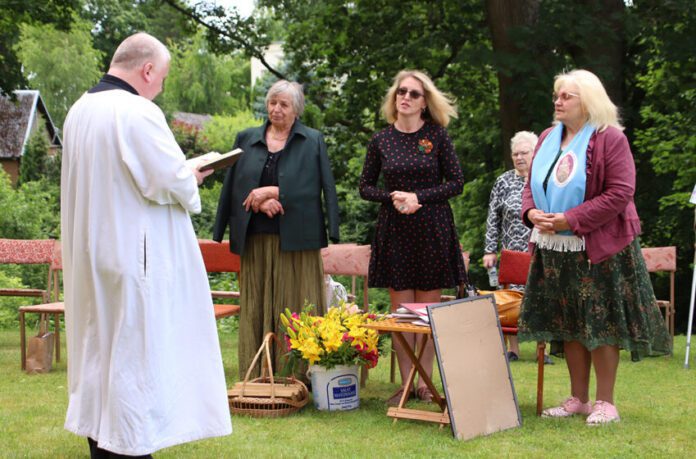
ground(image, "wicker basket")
xmin=228 ymin=332 xmax=309 ymax=417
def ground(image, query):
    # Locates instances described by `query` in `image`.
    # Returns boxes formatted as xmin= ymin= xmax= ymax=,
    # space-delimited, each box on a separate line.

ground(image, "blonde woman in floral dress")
xmin=359 ymin=70 xmax=468 ymax=405
xmin=519 ymin=69 xmax=670 ymax=424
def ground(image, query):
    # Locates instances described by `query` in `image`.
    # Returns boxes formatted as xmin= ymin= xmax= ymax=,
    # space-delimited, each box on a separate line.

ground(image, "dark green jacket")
xmin=212 ymin=120 xmax=340 ymax=255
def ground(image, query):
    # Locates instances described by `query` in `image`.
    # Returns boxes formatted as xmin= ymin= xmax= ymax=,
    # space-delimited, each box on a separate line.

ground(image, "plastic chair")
xmin=641 ymin=246 xmax=677 ymax=337
xmin=198 ymin=240 xmax=241 ymax=319
xmin=498 ymin=249 xmax=546 ymax=416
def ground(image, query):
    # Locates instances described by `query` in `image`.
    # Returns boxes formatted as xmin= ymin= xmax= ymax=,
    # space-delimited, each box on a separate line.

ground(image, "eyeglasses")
xmin=552 ymin=91 xmax=579 ymax=103
xmin=396 ymin=87 xmax=424 ymax=99
xmin=512 ymin=150 xmax=532 ymax=157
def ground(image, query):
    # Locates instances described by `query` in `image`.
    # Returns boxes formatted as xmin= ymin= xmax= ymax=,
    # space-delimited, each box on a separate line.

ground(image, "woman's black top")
xmin=247 ymin=149 xmax=283 ymax=235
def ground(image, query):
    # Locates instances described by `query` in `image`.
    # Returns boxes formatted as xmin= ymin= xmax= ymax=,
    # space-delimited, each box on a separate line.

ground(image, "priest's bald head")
xmin=108 ymin=32 xmax=171 ymax=101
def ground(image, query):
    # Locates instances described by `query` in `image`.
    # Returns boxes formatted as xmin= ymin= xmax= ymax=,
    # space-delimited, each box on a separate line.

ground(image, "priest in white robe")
xmin=61 ymin=32 xmax=232 ymax=457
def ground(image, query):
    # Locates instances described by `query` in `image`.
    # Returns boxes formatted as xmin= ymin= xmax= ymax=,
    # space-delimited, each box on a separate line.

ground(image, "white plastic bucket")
xmin=309 ymin=364 xmax=360 ymax=411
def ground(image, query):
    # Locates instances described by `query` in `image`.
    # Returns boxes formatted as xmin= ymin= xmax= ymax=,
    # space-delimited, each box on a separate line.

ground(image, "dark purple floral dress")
xmin=359 ymin=123 xmax=467 ymax=291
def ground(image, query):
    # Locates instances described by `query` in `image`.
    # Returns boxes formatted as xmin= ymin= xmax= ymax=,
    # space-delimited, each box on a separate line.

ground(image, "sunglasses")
xmin=552 ymin=91 xmax=579 ymax=103
xmin=396 ymin=87 xmax=424 ymax=99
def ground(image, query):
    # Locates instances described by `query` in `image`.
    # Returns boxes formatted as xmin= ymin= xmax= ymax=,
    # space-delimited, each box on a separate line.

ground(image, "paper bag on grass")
xmin=26 ymin=314 xmax=54 ymax=374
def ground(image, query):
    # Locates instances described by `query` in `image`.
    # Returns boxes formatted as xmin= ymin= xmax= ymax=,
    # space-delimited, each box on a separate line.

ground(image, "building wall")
xmin=0 ymin=159 xmax=20 ymax=185
xmin=251 ymin=42 xmax=284 ymax=87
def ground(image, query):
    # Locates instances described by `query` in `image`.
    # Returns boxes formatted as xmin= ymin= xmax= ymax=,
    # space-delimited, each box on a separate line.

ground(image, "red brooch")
xmin=418 ymin=138 xmax=433 ymax=154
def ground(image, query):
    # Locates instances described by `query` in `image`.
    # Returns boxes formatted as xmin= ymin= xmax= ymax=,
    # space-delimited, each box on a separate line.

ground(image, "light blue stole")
xmin=530 ymin=123 xmax=594 ymax=249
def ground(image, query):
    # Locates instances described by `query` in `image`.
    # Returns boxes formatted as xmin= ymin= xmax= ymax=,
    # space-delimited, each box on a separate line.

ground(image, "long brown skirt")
xmin=238 ymin=234 xmax=326 ymax=379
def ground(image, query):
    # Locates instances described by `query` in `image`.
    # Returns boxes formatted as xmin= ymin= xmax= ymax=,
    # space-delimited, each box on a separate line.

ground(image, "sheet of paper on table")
xmin=392 ymin=305 xmax=431 ymax=325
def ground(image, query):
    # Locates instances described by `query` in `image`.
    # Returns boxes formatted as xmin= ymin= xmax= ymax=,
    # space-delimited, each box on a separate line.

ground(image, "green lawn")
xmin=1 ymin=328 xmax=694 ymax=458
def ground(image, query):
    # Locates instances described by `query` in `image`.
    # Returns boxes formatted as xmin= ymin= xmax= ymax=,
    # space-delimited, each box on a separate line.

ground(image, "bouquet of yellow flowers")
xmin=280 ymin=302 xmax=384 ymax=369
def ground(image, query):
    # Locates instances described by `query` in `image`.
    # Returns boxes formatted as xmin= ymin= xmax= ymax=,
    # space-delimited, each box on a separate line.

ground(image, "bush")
xmin=0 ymin=271 xmax=28 ymax=328
xmin=202 ymin=111 xmax=261 ymax=153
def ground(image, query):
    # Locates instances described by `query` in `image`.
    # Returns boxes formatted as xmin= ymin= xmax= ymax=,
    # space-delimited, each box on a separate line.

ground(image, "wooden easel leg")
xmin=413 ymin=335 xmax=445 ymax=409
xmin=440 ymin=407 xmax=449 ymax=429
xmin=396 ymin=333 xmax=420 ymax=407
xmin=393 ymin=333 xmax=445 ymax=409
xmin=390 ymin=343 xmax=396 ymax=384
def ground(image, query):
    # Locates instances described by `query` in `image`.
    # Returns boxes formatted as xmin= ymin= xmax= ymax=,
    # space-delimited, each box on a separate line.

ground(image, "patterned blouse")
xmin=484 ymin=169 xmax=530 ymax=254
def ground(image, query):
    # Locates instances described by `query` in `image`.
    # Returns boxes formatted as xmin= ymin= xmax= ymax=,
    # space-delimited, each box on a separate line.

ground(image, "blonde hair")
xmin=381 ymin=70 xmax=457 ymax=127
xmin=510 ymin=131 xmax=538 ymax=152
xmin=554 ymin=69 xmax=623 ymax=132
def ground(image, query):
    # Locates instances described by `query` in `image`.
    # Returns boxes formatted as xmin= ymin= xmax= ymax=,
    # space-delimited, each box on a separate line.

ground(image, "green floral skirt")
xmin=518 ymin=239 xmax=671 ymax=360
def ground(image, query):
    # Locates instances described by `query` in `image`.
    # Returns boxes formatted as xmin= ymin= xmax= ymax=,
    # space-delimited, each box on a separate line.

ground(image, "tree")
xmin=485 ymin=0 xmax=627 ymax=167
xmin=161 ymin=31 xmax=252 ymax=115
xmin=0 ymin=0 xmax=80 ymax=95
xmin=485 ymin=0 xmax=541 ymax=167
xmin=82 ymin=0 xmax=198 ymax=71
xmin=15 ymin=18 xmax=103 ymax=128
xmin=161 ymin=0 xmax=287 ymax=80
xmin=628 ymin=0 xmax=696 ymax=330
xmin=0 ymin=169 xmax=59 ymax=240
xmin=18 ymin=131 xmax=51 ymax=186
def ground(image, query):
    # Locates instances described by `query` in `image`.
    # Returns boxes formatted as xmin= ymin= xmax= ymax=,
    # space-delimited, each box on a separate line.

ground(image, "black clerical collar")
xmin=88 ymin=74 xmax=139 ymax=95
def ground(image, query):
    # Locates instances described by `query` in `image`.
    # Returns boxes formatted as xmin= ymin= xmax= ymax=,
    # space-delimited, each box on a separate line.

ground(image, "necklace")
xmin=268 ymin=129 xmax=289 ymax=141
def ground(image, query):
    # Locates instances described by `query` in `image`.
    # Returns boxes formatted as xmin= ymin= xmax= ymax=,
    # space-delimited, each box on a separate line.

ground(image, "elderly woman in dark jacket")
xmin=213 ymin=80 xmax=339 ymax=378
xmin=519 ymin=69 xmax=670 ymax=425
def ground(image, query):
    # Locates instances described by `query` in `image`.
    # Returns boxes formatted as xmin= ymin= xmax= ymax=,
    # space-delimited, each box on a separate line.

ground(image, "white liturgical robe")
xmin=61 ymin=89 xmax=232 ymax=455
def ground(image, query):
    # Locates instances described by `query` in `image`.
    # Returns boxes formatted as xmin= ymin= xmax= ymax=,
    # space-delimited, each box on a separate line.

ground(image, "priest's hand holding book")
xmin=186 ymin=148 xmax=244 ymax=185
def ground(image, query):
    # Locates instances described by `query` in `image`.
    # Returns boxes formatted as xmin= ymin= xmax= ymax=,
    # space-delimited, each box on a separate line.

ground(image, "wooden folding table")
xmin=362 ymin=318 xmax=449 ymax=426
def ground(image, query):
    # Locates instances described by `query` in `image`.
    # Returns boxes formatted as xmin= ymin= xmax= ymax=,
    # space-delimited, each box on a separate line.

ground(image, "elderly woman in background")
xmin=360 ymin=70 xmax=468 ymax=405
xmin=483 ymin=131 xmax=553 ymax=365
xmin=519 ymin=69 xmax=670 ymax=424
xmin=213 ymin=80 xmax=340 ymax=378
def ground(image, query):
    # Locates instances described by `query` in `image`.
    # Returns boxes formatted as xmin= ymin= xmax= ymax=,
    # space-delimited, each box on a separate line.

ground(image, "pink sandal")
xmin=541 ymin=396 xmax=592 ymax=418
xmin=586 ymin=400 xmax=620 ymax=425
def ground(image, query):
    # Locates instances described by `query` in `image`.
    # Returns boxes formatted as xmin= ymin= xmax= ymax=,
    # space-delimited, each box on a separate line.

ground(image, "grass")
xmin=1 ymin=328 xmax=695 ymax=458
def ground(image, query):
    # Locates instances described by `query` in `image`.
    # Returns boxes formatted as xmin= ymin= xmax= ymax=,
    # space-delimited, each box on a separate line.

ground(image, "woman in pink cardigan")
xmin=519 ymin=69 xmax=670 ymax=425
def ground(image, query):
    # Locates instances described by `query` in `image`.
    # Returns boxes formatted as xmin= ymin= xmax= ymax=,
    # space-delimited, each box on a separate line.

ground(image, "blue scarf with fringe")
xmin=530 ymin=123 xmax=594 ymax=235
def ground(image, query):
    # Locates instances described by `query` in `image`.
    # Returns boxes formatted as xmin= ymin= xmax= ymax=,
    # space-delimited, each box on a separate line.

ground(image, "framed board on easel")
xmin=428 ymin=295 xmax=521 ymax=441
